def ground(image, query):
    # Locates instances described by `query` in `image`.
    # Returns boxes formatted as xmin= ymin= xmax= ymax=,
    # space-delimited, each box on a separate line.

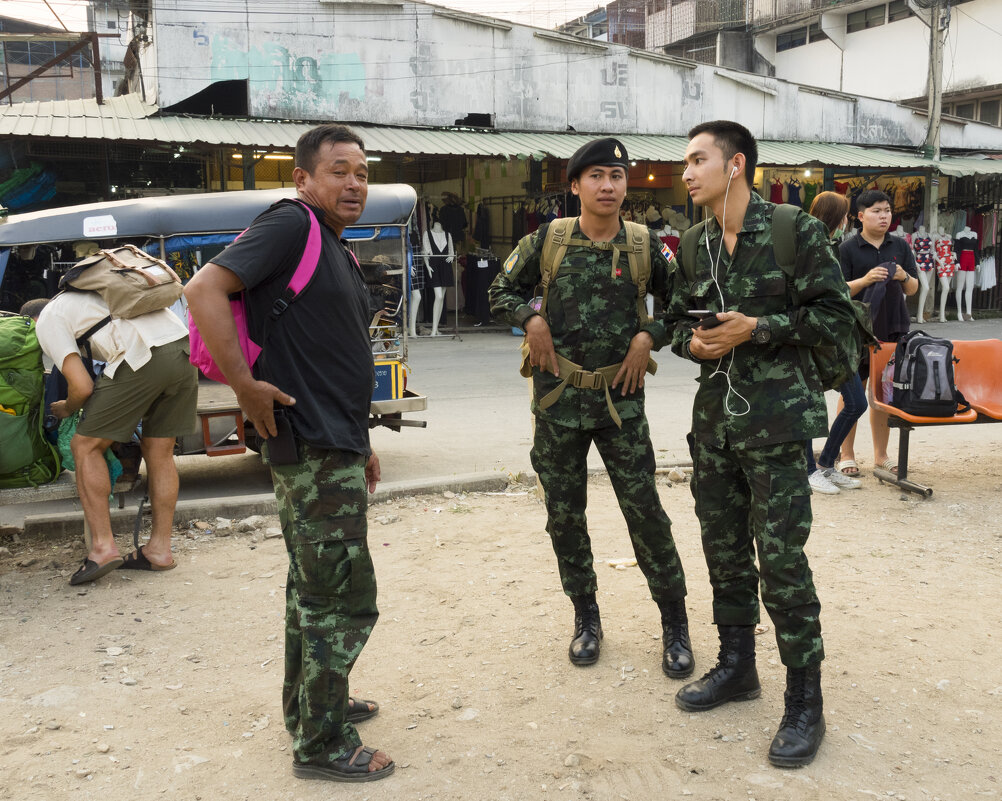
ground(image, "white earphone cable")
xmin=701 ymin=166 xmax=751 ymax=417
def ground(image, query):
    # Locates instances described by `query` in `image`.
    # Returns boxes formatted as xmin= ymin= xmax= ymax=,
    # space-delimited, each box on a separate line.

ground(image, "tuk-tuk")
xmin=0 ymin=185 xmax=427 ymax=457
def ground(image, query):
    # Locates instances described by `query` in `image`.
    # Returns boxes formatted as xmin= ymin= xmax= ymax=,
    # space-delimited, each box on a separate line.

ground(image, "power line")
xmin=954 ymin=5 xmax=1002 ymax=39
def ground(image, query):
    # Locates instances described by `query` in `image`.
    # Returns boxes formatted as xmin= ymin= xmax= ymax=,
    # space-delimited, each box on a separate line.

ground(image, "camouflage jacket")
xmin=489 ymin=219 xmax=676 ymax=429
xmin=668 ymin=193 xmax=855 ymax=448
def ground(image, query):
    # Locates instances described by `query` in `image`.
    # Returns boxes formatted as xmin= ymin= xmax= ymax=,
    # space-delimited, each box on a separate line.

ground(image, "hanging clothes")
xmin=801 ymin=182 xmax=819 ymax=211
xmin=439 ymin=201 xmax=468 ymax=245
xmin=769 ymin=179 xmax=784 ymax=204
xmin=473 ymin=202 xmax=491 ymax=248
xmin=786 ymin=180 xmax=802 ymax=208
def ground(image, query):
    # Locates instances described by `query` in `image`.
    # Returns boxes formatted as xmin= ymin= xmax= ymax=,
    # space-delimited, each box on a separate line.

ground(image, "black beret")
xmin=566 ymin=138 xmax=629 ymax=182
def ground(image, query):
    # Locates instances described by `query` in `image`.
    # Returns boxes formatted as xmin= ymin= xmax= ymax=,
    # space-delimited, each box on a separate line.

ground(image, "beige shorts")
xmin=77 ymin=337 xmax=198 ymax=441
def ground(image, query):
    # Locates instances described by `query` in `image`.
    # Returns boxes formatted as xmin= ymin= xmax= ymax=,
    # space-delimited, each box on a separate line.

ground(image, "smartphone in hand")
xmin=265 ymin=407 xmax=299 ymax=466
xmin=687 ymin=309 xmax=724 ymax=329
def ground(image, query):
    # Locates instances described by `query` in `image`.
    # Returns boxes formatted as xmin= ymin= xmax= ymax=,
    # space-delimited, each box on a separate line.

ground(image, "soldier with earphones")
xmin=665 ymin=121 xmax=856 ymax=769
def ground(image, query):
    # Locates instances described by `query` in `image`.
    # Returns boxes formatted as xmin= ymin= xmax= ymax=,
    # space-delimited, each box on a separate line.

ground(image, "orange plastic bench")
xmin=867 ymin=339 xmax=1001 ymax=496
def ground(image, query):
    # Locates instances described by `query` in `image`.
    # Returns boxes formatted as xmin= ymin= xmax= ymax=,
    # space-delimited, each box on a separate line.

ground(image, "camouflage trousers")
xmin=688 ymin=435 xmax=823 ymax=668
xmin=530 ymin=414 xmax=687 ymax=604
xmin=268 ymin=442 xmax=378 ymax=765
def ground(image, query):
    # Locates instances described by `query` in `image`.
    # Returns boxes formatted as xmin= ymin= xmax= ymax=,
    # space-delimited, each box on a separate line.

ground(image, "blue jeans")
xmin=805 ymin=373 xmax=868 ymax=473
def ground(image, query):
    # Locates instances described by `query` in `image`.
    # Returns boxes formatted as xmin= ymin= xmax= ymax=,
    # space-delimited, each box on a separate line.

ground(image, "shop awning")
xmin=3 ymin=95 xmax=1002 ymax=177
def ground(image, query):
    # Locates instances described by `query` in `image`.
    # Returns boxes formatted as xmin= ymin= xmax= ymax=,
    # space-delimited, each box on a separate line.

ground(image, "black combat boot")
xmin=659 ymin=599 xmax=694 ymax=679
xmin=768 ymin=664 xmax=825 ymax=768
xmin=568 ymin=594 xmax=602 ymax=666
xmin=675 ymin=624 xmax=761 ymax=711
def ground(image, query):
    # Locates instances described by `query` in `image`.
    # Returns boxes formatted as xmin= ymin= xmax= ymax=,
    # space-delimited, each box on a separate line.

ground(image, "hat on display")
xmin=566 ymin=138 xmax=629 ymax=182
xmin=72 ymin=240 xmax=100 ymax=258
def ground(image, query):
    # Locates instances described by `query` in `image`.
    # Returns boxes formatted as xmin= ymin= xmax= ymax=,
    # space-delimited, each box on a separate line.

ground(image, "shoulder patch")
xmin=660 ymin=241 xmax=675 ymax=263
xmin=504 ymin=251 xmax=519 ymax=274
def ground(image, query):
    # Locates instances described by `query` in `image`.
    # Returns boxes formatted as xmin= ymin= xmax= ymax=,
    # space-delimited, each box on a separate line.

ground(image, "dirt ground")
xmin=2 ymin=445 xmax=1001 ymax=801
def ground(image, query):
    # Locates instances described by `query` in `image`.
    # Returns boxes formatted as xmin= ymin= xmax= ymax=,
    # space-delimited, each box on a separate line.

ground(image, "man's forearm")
xmin=184 ymin=282 xmax=254 ymax=389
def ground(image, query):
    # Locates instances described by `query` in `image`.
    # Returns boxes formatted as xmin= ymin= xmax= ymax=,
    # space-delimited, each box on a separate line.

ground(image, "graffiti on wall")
xmin=208 ymin=33 xmax=366 ymax=118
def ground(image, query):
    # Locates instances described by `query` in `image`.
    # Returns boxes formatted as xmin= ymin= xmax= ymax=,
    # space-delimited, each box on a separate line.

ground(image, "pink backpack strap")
xmin=268 ymin=199 xmax=322 ymax=318
xmin=286 ymin=199 xmax=322 ymax=296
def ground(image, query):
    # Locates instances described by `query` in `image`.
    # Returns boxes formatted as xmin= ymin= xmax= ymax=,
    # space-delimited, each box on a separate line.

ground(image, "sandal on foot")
xmin=877 ymin=458 xmax=898 ymax=475
xmin=120 ymin=547 xmax=176 ymax=572
xmin=292 ymin=746 xmax=394 ymax=783
xmin=347 ymin=697 xmax=379 ymax=723
xmin=69 ymin=556 xmax=124 ymax=586
xmin=836 ymin=458 xmax=860 ymax=477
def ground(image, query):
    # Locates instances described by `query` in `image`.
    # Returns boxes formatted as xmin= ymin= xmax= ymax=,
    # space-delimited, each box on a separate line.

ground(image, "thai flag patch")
xmin=660 ymin=241 xmax=676 ymax=263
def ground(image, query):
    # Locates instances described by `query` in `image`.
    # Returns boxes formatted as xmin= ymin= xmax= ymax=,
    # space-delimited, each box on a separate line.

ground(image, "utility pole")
xmin=923 ymin=0 xmax=946 ymax=237
xmin=920 ymin=0 xmax=947 ymax=320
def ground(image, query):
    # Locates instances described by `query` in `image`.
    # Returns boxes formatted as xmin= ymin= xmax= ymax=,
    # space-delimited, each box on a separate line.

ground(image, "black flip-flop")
xmin=347 ymin=697 xmax=379 ymax=723
xmin=120 ymin=547 xmax=176 ymax=572
xmin=69 ymin=557 xmax=124 ymax=586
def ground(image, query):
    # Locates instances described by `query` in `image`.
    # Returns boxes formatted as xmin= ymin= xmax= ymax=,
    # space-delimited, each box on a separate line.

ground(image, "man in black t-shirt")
xmin=836 ymin=189 xmax=918 ymax=478
xmin=185 ymin=125 xmax=394 ymax=784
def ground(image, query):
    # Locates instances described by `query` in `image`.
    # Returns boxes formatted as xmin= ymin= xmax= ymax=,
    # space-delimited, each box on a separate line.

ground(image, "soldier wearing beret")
xmin=489 ymin=137 xmax=694 ymax=679
xmin=667 ymin=120 xmax=856 ymax=767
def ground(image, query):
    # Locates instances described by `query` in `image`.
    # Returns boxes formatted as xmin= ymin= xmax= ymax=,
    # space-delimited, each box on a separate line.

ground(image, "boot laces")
xmin=574 ymin=606 xmax=600 ymax=637
xmin=781 ymin=670 xmax=810 ymax=728
xmin=664 ymin=619 xmax=689 ymax=646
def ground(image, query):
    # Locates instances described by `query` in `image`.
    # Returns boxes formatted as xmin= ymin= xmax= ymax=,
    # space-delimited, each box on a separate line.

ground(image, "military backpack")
xmin=0 ymin=313 xmax=61 ymax=488
xmin=679 ymin=204 xmax=876 ymax=391
xmin=539 ymin=217 xmax=653 ymax=326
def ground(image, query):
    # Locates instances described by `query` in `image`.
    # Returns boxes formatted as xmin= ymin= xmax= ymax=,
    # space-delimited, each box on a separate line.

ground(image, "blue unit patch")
xmin=504 ymin=252 xmax=519 ymax=274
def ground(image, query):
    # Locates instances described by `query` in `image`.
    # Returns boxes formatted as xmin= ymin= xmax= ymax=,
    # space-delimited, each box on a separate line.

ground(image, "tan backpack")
xmin=60 ymin=244 xmax=183 ymax=319
xmin=538 ymin=217 xmax=652 ymax=326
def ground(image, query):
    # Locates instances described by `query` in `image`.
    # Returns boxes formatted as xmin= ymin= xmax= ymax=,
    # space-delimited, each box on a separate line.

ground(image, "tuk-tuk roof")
xmin=0 ymin=184 xmax=417 ymax=246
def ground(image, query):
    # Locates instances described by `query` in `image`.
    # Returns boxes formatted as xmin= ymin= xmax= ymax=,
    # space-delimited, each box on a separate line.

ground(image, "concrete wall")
xmin=138 ymin=0 xmax=1002 ymax=150
xmin=764 ymin=0 xmax=1002 ymax=101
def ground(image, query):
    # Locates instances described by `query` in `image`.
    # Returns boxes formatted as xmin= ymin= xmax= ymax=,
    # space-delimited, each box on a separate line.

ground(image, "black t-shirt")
xmin=838 ymin=233 xmax=918 ymax=289
xmin=212 ymin=199 xmax=374 ymax=454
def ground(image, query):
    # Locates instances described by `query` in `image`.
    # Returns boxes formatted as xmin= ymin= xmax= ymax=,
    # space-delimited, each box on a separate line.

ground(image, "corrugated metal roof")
xmin=2 ymin=95 xmax=1001 ymax=177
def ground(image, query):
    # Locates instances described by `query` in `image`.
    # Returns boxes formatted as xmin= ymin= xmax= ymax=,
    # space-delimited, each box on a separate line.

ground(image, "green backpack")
xmin=679 ymin=204 xmax=876 ymax=391
xmin=0 ymin=313 xmax=61 ymax=487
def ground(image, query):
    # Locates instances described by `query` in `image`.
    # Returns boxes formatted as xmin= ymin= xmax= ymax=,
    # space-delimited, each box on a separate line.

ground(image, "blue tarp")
xmin=142 ymin=228 xmax=399 ymax=254
xmin=144 ymin=233 xmax=237 ymax=255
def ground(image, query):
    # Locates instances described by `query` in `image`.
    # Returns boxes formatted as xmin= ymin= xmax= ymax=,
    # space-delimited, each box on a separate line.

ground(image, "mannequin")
xmin=954 ymin=225 xmax=977 ymax=320
xmin=933 ymin=229 xmax=957 ymax=323
xmin=911 ymin=225 xmax=933 ymax=324
xmin=420 ymin=219 xmax=454 ymax=336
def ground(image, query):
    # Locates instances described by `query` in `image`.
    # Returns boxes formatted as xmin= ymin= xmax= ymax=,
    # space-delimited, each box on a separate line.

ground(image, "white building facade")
xmin=127 ymin=0 xmax=1002 ymax=151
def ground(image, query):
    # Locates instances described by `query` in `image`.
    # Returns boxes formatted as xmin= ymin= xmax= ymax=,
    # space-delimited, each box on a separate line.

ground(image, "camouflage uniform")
xmin=266 ymin=441 xmax=378 ymax=765
xmin=667 ymin=192 xmax=855 ymax=668
xmin=489 ymin=221 xmax=687 ymax=604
